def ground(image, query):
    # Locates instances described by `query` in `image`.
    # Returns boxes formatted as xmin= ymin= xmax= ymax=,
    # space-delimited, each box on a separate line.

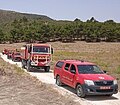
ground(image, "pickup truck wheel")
xmin=76 ymin=84 xmax=86 ymax=98
xmin=56 ymin=76 xmax=63 ymax=86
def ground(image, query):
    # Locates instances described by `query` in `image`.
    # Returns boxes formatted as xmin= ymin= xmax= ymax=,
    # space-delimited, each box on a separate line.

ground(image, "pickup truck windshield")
xmin=33 ymin=46 xmax=50 ymax=53
xmin=77 ymin=65 xmax=104 ymax=74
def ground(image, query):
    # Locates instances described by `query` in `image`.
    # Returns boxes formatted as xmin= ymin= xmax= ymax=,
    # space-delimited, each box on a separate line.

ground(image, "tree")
xmin=0 ymin=29 xmax=5 ymax=43
xmin=87 ymin=17 xmax=98 ymax=23
xmin=1 ymin=16 xmax=120 ymax=43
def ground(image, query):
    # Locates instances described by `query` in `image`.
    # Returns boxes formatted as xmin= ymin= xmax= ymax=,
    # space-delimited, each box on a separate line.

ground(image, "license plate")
xmin=100 ymin=86 xmax=111 ymax=89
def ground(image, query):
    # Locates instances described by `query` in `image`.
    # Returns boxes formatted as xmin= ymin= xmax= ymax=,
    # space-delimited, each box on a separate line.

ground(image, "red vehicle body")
xmin=12 ymin=52 xmax=22 ymax=62
xmin=7 ymin=50 xmax=13 ymax=59
xmin=21 ymin=44 xmax=53 ymax=72
xmin=2 ymin=49 xmax=9 ymax=55
xmin=54 ymin=60 xmax=118 ymax=97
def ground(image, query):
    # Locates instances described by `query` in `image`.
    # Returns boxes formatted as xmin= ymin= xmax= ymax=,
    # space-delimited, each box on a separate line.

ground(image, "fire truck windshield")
xmin=33 ymin=46 xmax=50 ymax=53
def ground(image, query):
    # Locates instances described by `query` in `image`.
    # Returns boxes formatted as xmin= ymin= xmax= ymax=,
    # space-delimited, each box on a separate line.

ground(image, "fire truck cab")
xmin=21 ymin=44 xmax=53 ymax=72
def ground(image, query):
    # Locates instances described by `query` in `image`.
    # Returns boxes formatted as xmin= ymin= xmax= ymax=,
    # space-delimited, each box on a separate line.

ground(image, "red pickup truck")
xmin=54 ymin=60 xmax=118 ymax=98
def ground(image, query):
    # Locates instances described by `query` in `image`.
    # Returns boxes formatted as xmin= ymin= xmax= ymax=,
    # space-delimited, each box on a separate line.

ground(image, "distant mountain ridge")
xmin=0 ymin=9 xmax=53 ymax=24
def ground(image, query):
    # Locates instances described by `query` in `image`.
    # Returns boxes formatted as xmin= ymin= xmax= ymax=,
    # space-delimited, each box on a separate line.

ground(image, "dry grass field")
xmin=50 ymin=42 xmax=120 ymax=73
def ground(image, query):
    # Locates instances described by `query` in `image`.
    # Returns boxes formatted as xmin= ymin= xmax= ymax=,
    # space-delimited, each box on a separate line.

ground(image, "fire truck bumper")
xmin=30 ymin=61 xmax=50 ymax=66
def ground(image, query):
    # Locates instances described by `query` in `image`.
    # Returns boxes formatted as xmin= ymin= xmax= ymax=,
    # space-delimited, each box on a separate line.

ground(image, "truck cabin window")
xmin=77 ymin=65 xmax=104 ymax=74
xmin=70 ymin=64 xmax=76 ymax=74
xmin=33 ymin=46 xmax=50 ymax=53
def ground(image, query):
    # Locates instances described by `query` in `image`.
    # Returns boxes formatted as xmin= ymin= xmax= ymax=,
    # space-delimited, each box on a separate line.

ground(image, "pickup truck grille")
xmin=95 ymin=81 xmax=113 ymax=86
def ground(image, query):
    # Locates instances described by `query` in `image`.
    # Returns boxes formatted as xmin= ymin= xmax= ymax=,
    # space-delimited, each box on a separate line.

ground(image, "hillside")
xmin=0 ymin=9 xmax=120 ymax=43
xmin=0 ymin=9 xmax=53 ymax=24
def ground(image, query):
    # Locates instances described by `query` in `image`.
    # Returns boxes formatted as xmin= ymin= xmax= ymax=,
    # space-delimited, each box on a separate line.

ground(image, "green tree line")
xmin=0 ymin=17 xmax=120 ymax=43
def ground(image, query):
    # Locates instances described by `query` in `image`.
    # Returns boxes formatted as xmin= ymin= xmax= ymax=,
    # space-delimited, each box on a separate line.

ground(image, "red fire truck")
xmin=21 ymin=43 xmax=53 ymax=72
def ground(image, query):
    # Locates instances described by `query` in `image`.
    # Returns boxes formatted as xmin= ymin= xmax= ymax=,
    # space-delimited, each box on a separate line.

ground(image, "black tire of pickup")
xmin=76 ymin=84 xmax=86 ymax=98
xmin=56 ymin=75 xmax=63 ymax=86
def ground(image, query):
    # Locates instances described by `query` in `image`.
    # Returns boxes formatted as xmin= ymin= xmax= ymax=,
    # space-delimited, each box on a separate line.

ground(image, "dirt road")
xmin=1 ymin=53 xmax=120 ymax=105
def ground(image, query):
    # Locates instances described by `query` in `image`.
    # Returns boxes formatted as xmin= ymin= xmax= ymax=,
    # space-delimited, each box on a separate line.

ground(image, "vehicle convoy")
xmin=54 ymin=60 xmax=118 ymax=98
xmin=21 ymin=43 xmax=53 ymax=72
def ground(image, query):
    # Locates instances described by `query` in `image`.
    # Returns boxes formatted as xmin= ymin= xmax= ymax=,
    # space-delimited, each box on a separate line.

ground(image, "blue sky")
xmin=0 ymin=0 xmax=120 ymax=22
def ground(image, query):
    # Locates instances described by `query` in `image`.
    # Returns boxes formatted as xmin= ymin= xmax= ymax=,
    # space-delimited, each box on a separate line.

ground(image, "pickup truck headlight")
xmin=113 ymin=80 xmax=117 ymax=85
xmin=84 ymin=80 xmax=94 ymax=86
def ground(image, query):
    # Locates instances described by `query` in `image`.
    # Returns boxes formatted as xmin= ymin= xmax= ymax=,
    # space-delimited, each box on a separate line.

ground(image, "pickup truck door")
xmin=62 ymin=63 xmax=71 ymax=85
xmin=68 ymin=64 xmax=76 ymax=87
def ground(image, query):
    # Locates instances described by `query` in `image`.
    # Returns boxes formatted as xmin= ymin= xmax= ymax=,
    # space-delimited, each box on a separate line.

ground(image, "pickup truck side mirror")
xmin=103 ymin=70 xmax=107 ymax=73
xmin=70 ymin=69 xmax=76 ymax=74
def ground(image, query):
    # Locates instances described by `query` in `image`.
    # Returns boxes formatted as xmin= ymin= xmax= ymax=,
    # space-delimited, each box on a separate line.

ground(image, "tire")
xmin=22 ymin=60 xmax=25 ymax=69
xmin=76 ymin=84 xmax=86 ymax=98
xmin=56 ymin=75 xmax=63 ymax=86
xmin=12 ymin=58 xmax=15 ymax=62
xmin=26 ymin=61 xmax=32 ymax=72
xmin=44 ymin=66 xmax=50 ymax=72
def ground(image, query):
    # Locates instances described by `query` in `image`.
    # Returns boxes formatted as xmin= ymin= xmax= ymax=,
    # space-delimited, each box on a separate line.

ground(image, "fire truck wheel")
xmin=22 ymin=64 xmax=25 ymax=69
xmin=26 ymin=61 xmax=32 ymax=72
xmin=44 ymin=66 xmax=50 ymax=72
xmin=12 ymin=58 xmax=15 ymax=62
xmin=21 ymin=60 xmax=25 ymax=69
